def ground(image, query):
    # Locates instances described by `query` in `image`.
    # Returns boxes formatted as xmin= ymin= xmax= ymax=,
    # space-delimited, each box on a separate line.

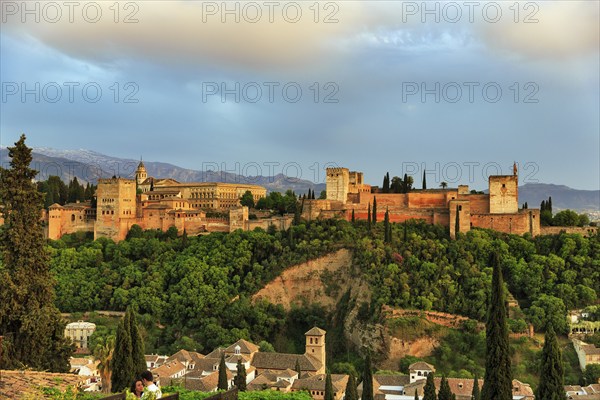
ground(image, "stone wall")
xmin=540 ymin=226 xmax=598 ymax=237
xmin=48 ymin=204 xmax=95 ymax=240
xmin=470 ymin=209 xmax=539 ymax=236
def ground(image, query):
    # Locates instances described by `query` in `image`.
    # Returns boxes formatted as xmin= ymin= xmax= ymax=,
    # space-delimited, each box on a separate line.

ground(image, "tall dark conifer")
xmin=218 ymin=353 xmax=228 ymax=390
xmin=324 ymin=371 xmax=334 ymax=400
xmin=471 ymin=374 xmax=480 ymax=400
xmin=372 ymin=197 xmax=377 ymax=224
xmin=382 ymin=173 xmax=390 ymax=193
xmin=344 ymin=374 xmax=358 ymax=400
xmin=481 ymin=251 xmax=512 ymax=400
xmin=361 ymin=352 xmax=373 ymax=400
xmin=128 ymin=308 xmax=146 ymax=377
xmin=423 ymin=373 xmax=436 ymax=400
xmin=111 ymin=312 xmax=133 ymax=392
xmin=384 ymin=209 xmax=390 ymax=243
xmin=536 ymin=325 xmax=564 ymax=400
xmin=234 ymin=359 xmax=247 ymax=391
xmin=0 ymin=134 xmax=72 ymax=372
xmin=422 ymin=171 xmax=427 ymax=189
xmin=438 ymin=376 xmax=454 ymax=400
xmin=455 ymin=206 xmax=460 ymax=238
xmin=367 ymin=203 xmax=372 ymax=230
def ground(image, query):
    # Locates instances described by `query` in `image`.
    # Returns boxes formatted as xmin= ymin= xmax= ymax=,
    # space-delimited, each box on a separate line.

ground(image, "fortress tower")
xmin=489 ymin=163 xmax=518 ymax=214
xmin=94 ymin=177 xmax=137 ymax=241
xmin=326 ymin=168 xmax=350 ymax=202
xmin=304 ymin=327 xmax=326 ymax=374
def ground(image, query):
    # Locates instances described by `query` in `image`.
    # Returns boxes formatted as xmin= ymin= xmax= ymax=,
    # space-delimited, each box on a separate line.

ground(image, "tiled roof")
xmin=409 ymin=361 xmax=435 ymax=371
xmin=435 ymin=378 xmax=483 ymax=398
xmin=225 ymin=339 xmax=260 ymax=355
xmin=0 ymin=370 xmax=88 ymax=399
xmin=305 ymin=327 xmax=326 ymax=336
xmin=168 ymin=349 xmax=205 ymax=365
xmin=152 ymin=359 xmax=186 ymax=378
xmin=205 ymin=348 xmax=225 ymax=359
xmin=247 ymin=374 xmax=274 ymax=391
xmin=190 ymin=358 xmax=220 ymax=374
xmin=373 ymin=374 xmax=410 ymax=387
xmin=182 ymin=370 xmax=233 ymax=392
xmin=583 ymin=344 xmax=600 ymax=355
xmin=252 ymin=353 xmax=320 ymax=372
xmin=291 ymin=374 xmax=348 ymax=392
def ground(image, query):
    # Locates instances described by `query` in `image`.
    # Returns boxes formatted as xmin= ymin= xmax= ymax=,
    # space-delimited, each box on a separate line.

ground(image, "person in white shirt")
xmin=140 ymin=370 xmax=162 ymax=399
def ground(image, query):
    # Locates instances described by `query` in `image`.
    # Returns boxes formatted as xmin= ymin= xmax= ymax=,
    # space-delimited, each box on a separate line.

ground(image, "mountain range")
xmin=1 ymin=147 xmax=597 ymax=212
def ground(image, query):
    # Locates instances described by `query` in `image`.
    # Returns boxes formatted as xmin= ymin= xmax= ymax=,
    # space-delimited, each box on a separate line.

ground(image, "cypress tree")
xmin=471 ymin=374 xmax=480 ymax=400
xmin=414 ymin=389 xmax=419 ymax=400
xmin=128 ymin=308 xmax=146 ymax=377
xmin=481 ymin=251 xmax=512 ymax=400
xmin=438 ymin=376 xmax=453 ymax=400
xmin=383 ymin=172 xmax=390 ymax=193
xmin=324 ymin=371 xmax=334 ymax=400
xmin=344 ymin=373 xmax=358 ymax=400
xmin=367 ymin=203 xmax=372 ymax=230
xmin=384 ymin=209 xmax=390 ymax=243
xmin=295 ymin=358 xmax=302 ymax=378
xmin=455 ymin=205 xmax=460 ymax=238
xmin=536 ymin=325 xmax=564 ymax=400
xmin=541 ymin=200 xmax=546 ymax=211
xmin=548 ymin=196 xmax=552 ymax=213
xmin=234 ymin=359 xmax=247 ymax=391
xmin=423 ymin=373 xmax=436 ymax=400
xmin=0 ymin=134 xmax=72 ymax=372
xmin=111 ymin=312 xmax=133 ymax=392
xmin=351 ymin=209 xmax=355 ymax=223
xmin=422 ymin=171 xmax=427 ymax=189
xmin=361 ymin=352 xmax=373 ymax=400
xmin=372 ymin=197 xmax=377 ymax=224
xmin=218 ymin=353 xmax=228 ymax=390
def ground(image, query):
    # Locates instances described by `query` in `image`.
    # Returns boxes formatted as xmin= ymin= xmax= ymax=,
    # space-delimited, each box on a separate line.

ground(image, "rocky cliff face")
xmin=252 ymin=248 xmax=389 ymax=359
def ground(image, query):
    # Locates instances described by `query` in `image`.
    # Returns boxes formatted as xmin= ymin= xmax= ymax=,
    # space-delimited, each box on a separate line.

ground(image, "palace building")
xmin=47 ymin=161 xmax=269 ymax=242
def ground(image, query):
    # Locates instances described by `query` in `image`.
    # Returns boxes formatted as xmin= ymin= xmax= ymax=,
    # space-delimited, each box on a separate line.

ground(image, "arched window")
xmin=71 ymin=214 xmax=75 ymax=222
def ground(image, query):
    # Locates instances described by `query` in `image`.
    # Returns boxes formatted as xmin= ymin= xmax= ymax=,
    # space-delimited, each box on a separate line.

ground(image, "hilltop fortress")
xmin=304 ymin=164 xmax=541 ymax=238
xmin=43 ymin=161 xmax=546 ymax=241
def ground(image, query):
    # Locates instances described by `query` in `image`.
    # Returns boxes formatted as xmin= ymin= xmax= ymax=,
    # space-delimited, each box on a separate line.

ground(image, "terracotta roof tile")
xmin=0 ymin=370 xmax=88 ymax=399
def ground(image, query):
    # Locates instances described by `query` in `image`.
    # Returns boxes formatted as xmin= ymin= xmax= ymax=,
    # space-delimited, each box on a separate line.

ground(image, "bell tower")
xmin=304 ymin=327 xmax=326 ymax=374
xmin=135 ymin=159 xmax=147 ymax=186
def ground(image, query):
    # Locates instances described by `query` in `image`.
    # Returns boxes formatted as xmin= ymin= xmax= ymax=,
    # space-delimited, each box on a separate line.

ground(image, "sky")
xmin=1 ymin=0 xmax=599 ymax=191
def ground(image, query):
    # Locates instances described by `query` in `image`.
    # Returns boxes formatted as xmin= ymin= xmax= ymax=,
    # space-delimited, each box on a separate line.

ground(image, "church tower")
xmin=304 ymin=327 xmax=326 ymax=374
xmin=135 ymin=160 xmax=147 ymax=186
